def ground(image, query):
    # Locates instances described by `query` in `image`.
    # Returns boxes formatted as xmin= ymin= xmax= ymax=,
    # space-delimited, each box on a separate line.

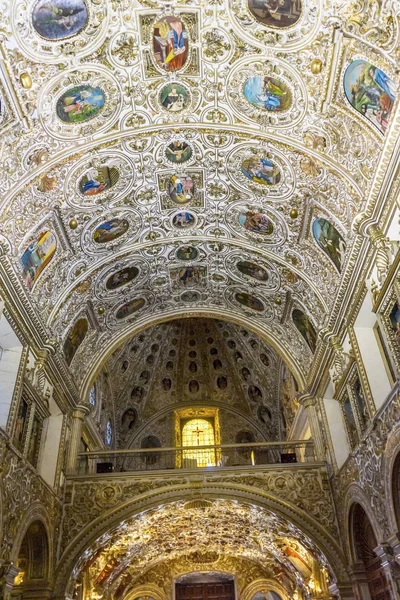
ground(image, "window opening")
xmin=182 ymin=418 xmax=216 ymax=467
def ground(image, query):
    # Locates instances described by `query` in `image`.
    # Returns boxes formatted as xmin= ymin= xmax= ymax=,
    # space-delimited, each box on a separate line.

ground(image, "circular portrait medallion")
xmin=165 ymin=140 xmax=192 ymax=164
xmin=159 ymin=83 xmax=189 ymax=112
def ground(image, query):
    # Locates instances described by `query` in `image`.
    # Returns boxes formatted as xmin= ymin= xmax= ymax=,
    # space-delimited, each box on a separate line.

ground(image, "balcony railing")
xmin=76 ymin=440 xmax=317 ymax=475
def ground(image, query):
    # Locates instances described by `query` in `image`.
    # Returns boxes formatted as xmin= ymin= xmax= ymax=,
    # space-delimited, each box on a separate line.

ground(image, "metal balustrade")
xmin=76 ymin=440 xmax=316 ymax=475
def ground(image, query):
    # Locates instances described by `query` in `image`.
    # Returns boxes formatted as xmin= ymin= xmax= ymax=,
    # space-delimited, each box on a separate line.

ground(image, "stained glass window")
xmin=182 ymin=418 xmax=215 ymax=467
xmin=106 ymin=420 xmax=112 ymax=445
xmin=89 ymin=386 xmax=96 ymax=406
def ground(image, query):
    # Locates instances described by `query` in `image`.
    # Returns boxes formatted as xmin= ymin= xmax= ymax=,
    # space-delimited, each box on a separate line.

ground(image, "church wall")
xmin=0 ymin=314 xmax=23 ymax=429
xmin=353 ymin=292 xmax=391 ymax=410
xmin=323 ymin=398 xmax=349 ymax=470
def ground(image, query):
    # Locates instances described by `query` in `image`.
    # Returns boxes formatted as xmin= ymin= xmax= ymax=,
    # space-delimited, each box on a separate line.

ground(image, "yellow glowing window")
xmin=182 ymin=418 xmax=216 ymax=467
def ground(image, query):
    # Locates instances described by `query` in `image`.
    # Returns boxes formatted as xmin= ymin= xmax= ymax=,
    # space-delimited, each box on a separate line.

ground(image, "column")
xmin=350 ymin=562 xmax=372 ymax=600
xmin=298 ymin=392 xmax=325 ymax=461
xmin=0 ymin=562 xmax=20 ymax=600
xmin=374 ymin=543 xmax=400 ymax=598
xmin=329 ymin=582 xmax=357 ymax=600
xmin=66 ymin=405 xmax=89 ymax=474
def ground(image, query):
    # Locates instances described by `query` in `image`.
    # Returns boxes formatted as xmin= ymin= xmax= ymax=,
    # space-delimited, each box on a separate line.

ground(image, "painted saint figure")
xmin=172 ymin=211 xmax=195 ymax=229
xmin=292 ymin=309 xmax=317 ymax=353
xmin=160 ymin=84 xmax=188 ymax=112
xmin=312 ymin=218 xmax=346 ymax=272
xmin=169 ymin=174 xmax=194 ymax=203
xmin=241 ymin=156 xmax=281 ymax=186
xmin=165 ymin=141 xmax=192 ymax=163
xmin=248 ymin=0 xmax=302 ymax=28
xmin=239 ymin=209 xmax=274 ymax=235
xmin=244 ymin=75 xmax=292 ymax=112
xmin=56 ymin=85 xmax=105 ymax=124
xmin=237 ymin=260 xmax=269 ymax=282
xmin=344 ymin=60 xmax=396 ymax=134
xmin=32 ymin=0 xmax=88 ymax=40
xmin=153 ymin=16 xmax=189 ymax=72
xmin=21 ymin=230 xmax=57 ymax=290
xmin=79 ymin=166 xmax=119 ymax=196
xmin=93 ymin=219 xmax=129 ymax=243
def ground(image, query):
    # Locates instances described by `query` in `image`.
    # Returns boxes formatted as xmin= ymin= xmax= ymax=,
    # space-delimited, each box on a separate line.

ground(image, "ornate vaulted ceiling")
xmin=99 ymin=318 xmax=298 ymax=447
xmin=0 ymin=0 xmax=399 ymax=395
xmin=71 ymin=499 xmax=330 ymax=598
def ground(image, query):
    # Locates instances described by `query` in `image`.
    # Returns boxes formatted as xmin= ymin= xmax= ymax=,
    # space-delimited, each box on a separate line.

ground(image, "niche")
xmin=121 ymin=408 xmax=137 ymax=432
xmin=189 ymin=380 xmax=199 ymax=393
xmin=248 ymin=385 xmax=263 ymax=402
xmin=217 ymin=376 xmax=228 ymax=389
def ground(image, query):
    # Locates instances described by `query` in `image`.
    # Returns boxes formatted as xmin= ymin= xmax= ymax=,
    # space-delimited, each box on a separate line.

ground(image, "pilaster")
xmin=66 ymin=406 xmax=90 ymax=474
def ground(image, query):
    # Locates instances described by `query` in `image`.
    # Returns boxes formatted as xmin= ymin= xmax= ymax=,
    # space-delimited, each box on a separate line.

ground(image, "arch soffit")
xmin=241 ymin=578 xmax=289 ymax=600
xmin=1 ymin=123 xmax=361 ymax=211
xmin=10 ymin=502 xmax=53 ymax=578
xmin=344 ymin=484 xmax=383 ymax=564
xmin=124 ymin=583 xmax=168 ymax=600
xmin=47 ymin=236 xmax=329 ymax=326
xmin=383 ymin=423 xmax=400 ymax=533
xmin=54 ymin=483 xmax=347 ymax=595
xmin=81 ymin=308 xmax=307 ymax=398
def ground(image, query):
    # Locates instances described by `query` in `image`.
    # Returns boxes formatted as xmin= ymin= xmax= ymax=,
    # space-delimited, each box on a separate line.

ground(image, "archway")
xmin=350 ymin=503 xmax=393 ymax=600
xmin=392 ymin=451 xmax=400 ymax=531
xmin=13 ymin=520 xmax=51 ymax=599
xmin=55 ymin=493 xmax=344 ymax=600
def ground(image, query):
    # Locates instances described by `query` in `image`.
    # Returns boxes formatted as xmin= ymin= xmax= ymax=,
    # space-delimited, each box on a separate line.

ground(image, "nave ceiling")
xmin=0 ymin=0 xmax=399 ymax=396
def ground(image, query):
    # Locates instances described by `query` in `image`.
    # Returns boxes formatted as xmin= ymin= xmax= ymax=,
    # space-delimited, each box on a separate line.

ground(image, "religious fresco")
xmin=32 ymin=0 xmax=88 ymax=40
xmin=389 ymin=303 xmax=400 ymax=336
xmin=244 ymin=76 xmax=292 ymax=111
xmin=312 ymin=218 xmax=346 ymax=273
xmin=235 ymin=292 xmax=265 ymax=312
xmin=172 ymin=211 xmax=196 ymax=229
xmin=239 ymin=208 xmax=274 ymax=235
xmin=116 ymin=297 xmax=145 ymax=319
xmin=93 ymin=219 xmax=129 ymax=243
xmin=160 ymin=83 xmax=189 ymax=111
xmin=241 ymin=156 xmax=281 ymax=186
xmin=170 ymin=265 xmax=207 ymax=288
xmin=79 ymin=166 xmax=119 ymax=196
xmin=248 ymin=0 xmax=302 ymax=28
xmin=56 ymin=85 xmax=105 ymax=123
xmin=153 ymin=16 xmax=189 ymax=72
xmin=344 ymin=59 xmax=396 ymax=134
xmin=63 ymin=317 xmax=88 ymax=365
xmin=21 ymin=230 xmax=57 ymax=291
xmin=165 ymin=141 xmax=192 ymax=163
xmin=105 ymin=266 xmax=139 ymax=290
xmin=169 ymin=174 xmax=194 ymax=204
xmin=237 ymin=260 xmax=269 ymax=282
xmin=292 ymin=309 xmax=317 ymax=353
xmin=176 ymin=246 xmax=198 ymax=261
